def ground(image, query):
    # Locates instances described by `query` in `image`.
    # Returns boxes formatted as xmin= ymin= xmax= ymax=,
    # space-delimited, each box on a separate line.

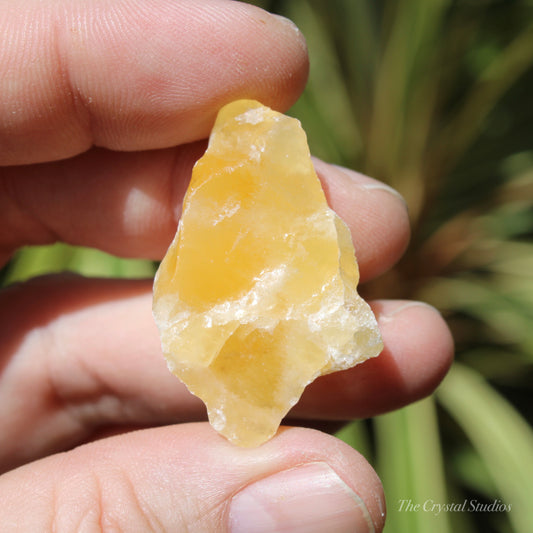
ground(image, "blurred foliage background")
xmin=2 ymin=1 xmax=533 ymax=532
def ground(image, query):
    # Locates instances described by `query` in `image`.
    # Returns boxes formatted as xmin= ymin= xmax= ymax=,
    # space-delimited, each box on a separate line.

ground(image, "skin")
xmin=0 ymin=1 xmax=454 ymax=531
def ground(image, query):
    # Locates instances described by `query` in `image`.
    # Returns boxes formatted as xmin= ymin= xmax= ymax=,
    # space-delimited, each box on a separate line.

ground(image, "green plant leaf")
xmin=335 ymin=420 xmax=372 ymax=462
xmin=435 ymin=19 xmax=533 ymax=170
xmin=284 ymin=0 xmax=362 ymax=165
xmin=437 ymin=364 xmax=533 ymax=533
xmin=376 ymin=397 xmax=451 ymax=533
xmin=3 ymin=243 xmax=156 ymax=286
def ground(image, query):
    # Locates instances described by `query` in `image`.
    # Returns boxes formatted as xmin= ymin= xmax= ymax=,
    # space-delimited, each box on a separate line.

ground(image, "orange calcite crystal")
xmin=153 ymin=100 xmax=383 ymax=446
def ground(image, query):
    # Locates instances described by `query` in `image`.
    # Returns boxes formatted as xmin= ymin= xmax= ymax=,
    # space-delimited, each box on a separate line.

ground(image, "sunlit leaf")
xmin=376 ymin=397 xmax=451 ymax=533
xmin=438 ymin=364 xmax=533 ymax=533
xmin=3 ymin=243 xmax=156 ymax=286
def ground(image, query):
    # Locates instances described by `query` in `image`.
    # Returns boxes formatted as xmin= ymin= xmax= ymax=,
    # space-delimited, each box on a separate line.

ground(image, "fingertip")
xmin=351 ymin=300 xmax=454 ymax=415
xmin=69 ymin=0 xmax=310 ymax=152
xmin=313 ymin=159 xmax=410 ymax=281
xmin=264 ymin=427 xmax=386 ymax=532
xmin=375 ymin=300 xmax=455 ymax=398
xmin=295 ymin=300 xmax=454 ymax=420
xmin=0 ymin=0 xmax=309 ymax=164
xmin=241 ymin=8 xmax=309 ymax=113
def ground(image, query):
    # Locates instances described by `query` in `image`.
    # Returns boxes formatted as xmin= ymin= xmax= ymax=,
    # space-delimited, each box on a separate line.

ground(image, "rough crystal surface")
xmin=153 ymin=100 xmax=383 ymax=447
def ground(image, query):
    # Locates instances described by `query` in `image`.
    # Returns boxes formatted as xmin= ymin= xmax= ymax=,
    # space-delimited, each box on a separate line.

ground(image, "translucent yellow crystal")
xmin=153 ymin=100 xmax=383 ymax=447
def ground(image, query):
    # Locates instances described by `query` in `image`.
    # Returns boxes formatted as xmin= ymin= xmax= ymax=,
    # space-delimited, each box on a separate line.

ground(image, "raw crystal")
xmin=153 ymin=100 xmax=383 ymax=447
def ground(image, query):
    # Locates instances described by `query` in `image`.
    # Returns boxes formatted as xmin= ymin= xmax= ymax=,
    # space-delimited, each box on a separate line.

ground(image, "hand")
xmin=0 ymin=1 xmax=453 ymax=531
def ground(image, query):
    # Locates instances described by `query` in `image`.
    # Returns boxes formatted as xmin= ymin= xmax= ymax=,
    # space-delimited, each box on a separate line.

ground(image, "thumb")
xmin=1 ymin=424 xmax=385 ymax=532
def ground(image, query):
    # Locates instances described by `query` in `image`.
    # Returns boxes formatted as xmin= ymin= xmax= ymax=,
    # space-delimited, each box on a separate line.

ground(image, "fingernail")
xmin=229 ymin=462 xmax=374 ymax=533
xmin=380 ymin=300 xmax=442 ymax=322
xmin=271 ymin=13 xmax=302 ymax=36
xmin=312 ymin=157 xmax=407 ymax=207
xmin=332 ymin=165 xmax=406 ymax=205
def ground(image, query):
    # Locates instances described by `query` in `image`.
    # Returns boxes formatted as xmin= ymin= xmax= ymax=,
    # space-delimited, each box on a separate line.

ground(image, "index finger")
xmin=0 ymin=0 xmax=308 ymax=165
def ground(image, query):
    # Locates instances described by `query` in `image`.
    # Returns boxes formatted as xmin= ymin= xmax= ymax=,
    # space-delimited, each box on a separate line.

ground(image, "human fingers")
xmin=0 ymin=424 xmax=385 ymax=532
xmin=313 ymin=159 xmax=410 ymax=281
xmin=293 ymin=300 xmax=454 ymax=419
xmin=0 ymin=0 xmax=308 ymax=165
xmin=1 ymin=156 xmax=409 ymax=281
xmin=0 ymin=277 xmax=451 ymax=471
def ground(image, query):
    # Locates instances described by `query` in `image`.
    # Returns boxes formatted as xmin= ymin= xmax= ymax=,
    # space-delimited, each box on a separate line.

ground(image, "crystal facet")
xmin=153 ymin=100 xmax=383 ymax=447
